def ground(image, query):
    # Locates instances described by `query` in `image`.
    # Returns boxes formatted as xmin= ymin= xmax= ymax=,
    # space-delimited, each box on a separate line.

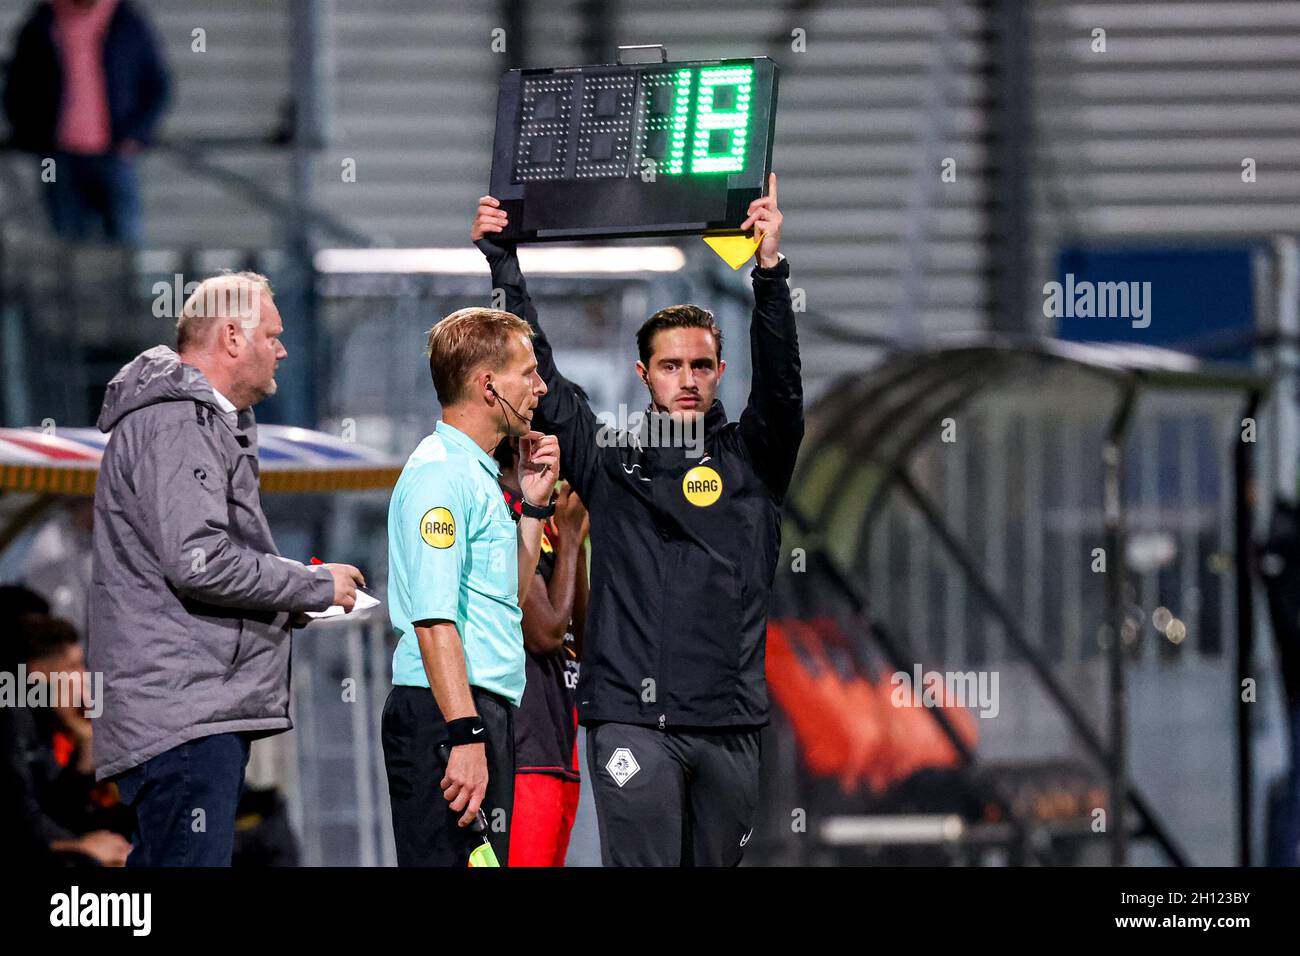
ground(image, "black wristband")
xmin=446 ymin=716 xmax=486 ymax=746
xmin=520 ymin=497 xmax=556 ymax=519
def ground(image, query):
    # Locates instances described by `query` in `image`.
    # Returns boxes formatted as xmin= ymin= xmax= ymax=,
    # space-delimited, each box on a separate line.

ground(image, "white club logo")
xmin=605 ymin=747 xmax=640 ymax=788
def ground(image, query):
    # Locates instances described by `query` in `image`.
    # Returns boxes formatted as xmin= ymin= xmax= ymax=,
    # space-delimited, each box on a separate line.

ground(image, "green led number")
xmin=665 ymin=68 xmax=692 ymax=175
xmin=691 ymin=65 xmax=752 ymax=174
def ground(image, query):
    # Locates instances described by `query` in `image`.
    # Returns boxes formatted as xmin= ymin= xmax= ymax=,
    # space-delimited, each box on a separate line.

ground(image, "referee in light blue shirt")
xmin=382 ymin=306 xmax=559 ymax=867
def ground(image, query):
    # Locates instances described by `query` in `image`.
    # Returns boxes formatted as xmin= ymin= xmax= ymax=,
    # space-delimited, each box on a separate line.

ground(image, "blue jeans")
xmin=43 ymin=150 xmax=142 ymax=244
xmin=113 ymin=733 xmax=251 ymax=867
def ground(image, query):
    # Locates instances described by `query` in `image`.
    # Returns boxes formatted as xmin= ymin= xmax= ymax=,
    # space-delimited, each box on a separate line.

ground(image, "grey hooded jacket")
xmin=87 ymin=346 xmax=335 ymax=780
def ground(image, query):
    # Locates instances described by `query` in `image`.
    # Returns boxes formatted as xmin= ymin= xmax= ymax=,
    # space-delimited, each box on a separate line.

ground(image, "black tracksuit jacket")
xmin=478 ymin=238 xmax=803 ymax=730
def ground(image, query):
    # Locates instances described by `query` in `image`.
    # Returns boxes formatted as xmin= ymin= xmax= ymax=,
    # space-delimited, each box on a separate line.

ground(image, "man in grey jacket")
xmin=88 ymin=271 xmax=364 ymax=866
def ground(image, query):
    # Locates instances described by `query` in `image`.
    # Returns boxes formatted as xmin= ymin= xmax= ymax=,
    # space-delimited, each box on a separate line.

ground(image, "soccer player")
xmin=496 ymin=438 xmax=588 ymax=866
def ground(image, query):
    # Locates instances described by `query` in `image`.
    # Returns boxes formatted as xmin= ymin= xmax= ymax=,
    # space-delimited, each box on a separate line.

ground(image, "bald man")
xmin=88 ymin=271 xmax=364 ymax=866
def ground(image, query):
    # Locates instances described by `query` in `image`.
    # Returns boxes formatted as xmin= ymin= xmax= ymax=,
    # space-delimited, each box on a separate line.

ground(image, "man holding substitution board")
xmin=472 ymin=172 xmax=802 ymax=865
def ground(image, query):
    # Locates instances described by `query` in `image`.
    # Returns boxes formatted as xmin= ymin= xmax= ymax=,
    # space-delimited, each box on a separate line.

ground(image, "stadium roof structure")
xmin=782 ymin=336 xmax=1269 ymax=867
xmin=791 ymin=336 xmax=1264 ymax=540
xmin=0 ymin=425 xmax=401 ymax=498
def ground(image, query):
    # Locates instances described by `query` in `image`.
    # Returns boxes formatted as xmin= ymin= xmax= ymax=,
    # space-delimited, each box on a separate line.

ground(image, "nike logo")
xmin=621 ymin=462 xmax=652 ymax=483
xmin=471 ymin=727 xmax=484 ymax=735
xmin=740 ymin=828 xmax=753 ymax=847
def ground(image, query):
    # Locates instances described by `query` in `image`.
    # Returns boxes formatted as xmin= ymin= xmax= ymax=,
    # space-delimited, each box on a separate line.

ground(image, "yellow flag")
xmin=702 ymin=232 xmax=762 ymax=270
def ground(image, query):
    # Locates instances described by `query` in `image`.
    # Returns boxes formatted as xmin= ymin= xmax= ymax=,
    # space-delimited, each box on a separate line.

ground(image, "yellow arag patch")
xmin=420 ymin=507 xmax=456 ymax=548
xmin=682 ymin=466 xmax=723 ymax=507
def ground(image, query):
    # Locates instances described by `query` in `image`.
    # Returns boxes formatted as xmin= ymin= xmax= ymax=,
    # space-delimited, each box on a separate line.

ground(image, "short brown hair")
xmin=636 ymin=305 xmax=722 ymax=365
xmin=426 ymin=307 xmax=533 ymax=406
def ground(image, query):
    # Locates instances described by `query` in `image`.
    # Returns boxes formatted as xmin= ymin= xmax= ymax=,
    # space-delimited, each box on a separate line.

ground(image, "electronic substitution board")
xmin=488 ymin=55 xmax=779 ymax=242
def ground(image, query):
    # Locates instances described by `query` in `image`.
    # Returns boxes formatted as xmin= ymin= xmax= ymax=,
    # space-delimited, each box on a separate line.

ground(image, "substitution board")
xmin=488 ymin=55 xmax=779 ymax=242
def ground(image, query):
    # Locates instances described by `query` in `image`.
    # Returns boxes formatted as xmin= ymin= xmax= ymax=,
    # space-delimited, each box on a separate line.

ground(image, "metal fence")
xmin=278 ymin=614 xmax=397 ymax=868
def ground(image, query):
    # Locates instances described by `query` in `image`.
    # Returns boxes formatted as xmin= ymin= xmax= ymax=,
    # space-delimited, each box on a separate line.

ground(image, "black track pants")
xmin=586 ymin=721 xmax=761 ymax=867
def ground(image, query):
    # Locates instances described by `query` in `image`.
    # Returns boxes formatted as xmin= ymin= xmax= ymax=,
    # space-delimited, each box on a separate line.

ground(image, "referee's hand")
xmin=519 ymin=431 xmax=560 ymax=507
xmin=441 ymin=742 xmax=488 ymax=827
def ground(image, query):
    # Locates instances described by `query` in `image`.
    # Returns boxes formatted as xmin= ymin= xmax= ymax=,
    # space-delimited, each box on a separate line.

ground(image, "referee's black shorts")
xmin=381 ymin=684 xmax=515 ymax=866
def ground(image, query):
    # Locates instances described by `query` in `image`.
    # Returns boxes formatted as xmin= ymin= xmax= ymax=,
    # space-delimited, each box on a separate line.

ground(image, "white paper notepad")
xmin=304 ymin=589 xmax=382 ymax=620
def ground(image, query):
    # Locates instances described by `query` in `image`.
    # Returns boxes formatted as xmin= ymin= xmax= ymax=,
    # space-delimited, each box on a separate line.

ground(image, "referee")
xmin=472 ymin=174 xmax=802 ymax=866
xmin=382 ymin=307 xmax=559 ymax=867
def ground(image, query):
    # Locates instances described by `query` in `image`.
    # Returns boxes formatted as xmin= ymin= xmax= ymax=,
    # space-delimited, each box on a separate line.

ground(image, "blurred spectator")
xmin=0 ymin=582 xmax=49 ymax=623
xmin=231 ymin=786 xmax=301 ymax=867
xmin=0 ymin=586 xmax=49 ymax=862
xmin=495 ymin=437 xmax=588 ymax=867
xmin=1 ymin=606 xmax=131 ymax=865
xmin=2 ymin=0 xmax=169 ymax=244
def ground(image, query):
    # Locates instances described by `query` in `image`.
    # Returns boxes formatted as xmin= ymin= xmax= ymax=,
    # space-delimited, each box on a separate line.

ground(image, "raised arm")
xmin=472 ymin=197 xmax=600 ymax=501
xmin=737 ymin=174 xmax=804 ymax=500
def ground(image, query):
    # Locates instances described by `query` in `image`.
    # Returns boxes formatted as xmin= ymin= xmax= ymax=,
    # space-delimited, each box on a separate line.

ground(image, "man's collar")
xmin=634 ymin=399 xmax=728 ymax=462
xmin=637 ymin=399 xmax=727 ymax=435
xmin=210 ymin=387 xmax=236 ymax=415
xmin=436 ymin=420 xmax=501 ymax=477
